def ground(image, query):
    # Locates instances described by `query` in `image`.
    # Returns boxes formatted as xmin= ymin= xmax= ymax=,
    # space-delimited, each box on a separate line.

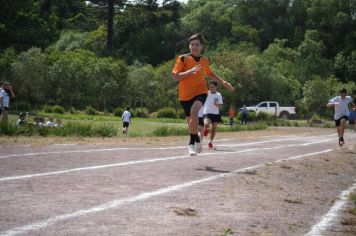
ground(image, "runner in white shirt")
xmin=327 ymin=88 xmax=354 ymax=147
xmin=203 ymin=81 xmax=223 ymax=149
xmin=121 ymin=107 xmax=131 ymax=134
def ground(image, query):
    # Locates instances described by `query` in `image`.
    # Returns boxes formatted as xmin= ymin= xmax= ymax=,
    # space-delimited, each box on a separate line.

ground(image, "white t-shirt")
xmin=0 ymin=89 xmax=10 ymax=108
xmin=122 ymin=111 xmax=131 ymax=122
xmin=329 ymin=96 xmax=353 ymax=120
xmin=203 ymin=91 xmax=223 ymax=115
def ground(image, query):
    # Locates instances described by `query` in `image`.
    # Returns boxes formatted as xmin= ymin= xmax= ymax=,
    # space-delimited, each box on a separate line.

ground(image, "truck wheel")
xmin=280 ymin=112 xmax=289 ymax=120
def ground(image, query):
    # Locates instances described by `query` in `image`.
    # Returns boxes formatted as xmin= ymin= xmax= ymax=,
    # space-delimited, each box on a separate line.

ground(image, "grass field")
xmin=5 ymin=112 xmax=336 ymax=138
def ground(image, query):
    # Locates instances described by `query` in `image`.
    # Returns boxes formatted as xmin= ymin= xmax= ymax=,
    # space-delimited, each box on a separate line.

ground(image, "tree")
xmin=86 ymin=0 xmax=126 ymax=53
xmin=11 ymin=48 xmax=48 ymax=109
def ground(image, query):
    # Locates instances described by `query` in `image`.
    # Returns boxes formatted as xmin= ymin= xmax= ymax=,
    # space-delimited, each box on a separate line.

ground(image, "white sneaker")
xmin=196 ymin=142 xmax=202 ymax=153
xmin=188 ymin=144 xmax=197 ymax=156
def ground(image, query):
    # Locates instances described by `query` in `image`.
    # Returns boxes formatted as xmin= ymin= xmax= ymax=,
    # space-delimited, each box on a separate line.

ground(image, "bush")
xmin=177 ymin=109 xmax=186 ymax=119
xmin=157 ymin=107 xmax=177 ymax=118
xmin=85 ymin=106 xmax=97 ymax=115
xmin=132 ymin=107 xmax=149 ymax=118
xmin=152 ymin=126 xmax=187 ymax=136
xmin=52 ymin=105 xmax=65 ymax=114
xmin=309 ymin=113 xmax=323 ymax=124
xmin=257 ymin=112 xmax=275 ymax=121
xmin=113 ymin=107 xmax=123 ymax=117
xmin=43 ymin=105 xmax=53 ymax=113
xmin=69 ymin=107 xmax=77 ymax=114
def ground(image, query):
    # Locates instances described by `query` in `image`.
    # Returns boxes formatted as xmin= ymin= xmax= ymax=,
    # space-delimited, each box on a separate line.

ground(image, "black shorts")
xmin=180 ymin=93 xmax=207 ymax=117
xmin=335 ymin=116 xmax=348 ymax=127
xmin=198 ymin=117 xmax=204 ymax=127
xmin=123 ymin=122 xmax=130 ymax=128
xmin=205 ymin=114 xmax=222 ymax=124
xmin=350 ymin=119 xmax=355 ymax=125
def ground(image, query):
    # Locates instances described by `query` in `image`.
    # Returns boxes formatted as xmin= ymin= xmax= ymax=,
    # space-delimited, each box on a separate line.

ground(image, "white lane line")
xmin=0 ymin=149 xmax=333 ymax=236
xmin=0 ymin=139 xmax=334 ymax=182
xmin=305 ymin=181 xmax=356 ymax=236
xmin=0 ymin=134 xmax=336 ymax=159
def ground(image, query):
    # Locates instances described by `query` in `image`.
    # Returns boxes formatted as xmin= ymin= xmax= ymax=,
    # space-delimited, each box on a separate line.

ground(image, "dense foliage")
xmin=1 ymin=0 xmax=355 ymax=118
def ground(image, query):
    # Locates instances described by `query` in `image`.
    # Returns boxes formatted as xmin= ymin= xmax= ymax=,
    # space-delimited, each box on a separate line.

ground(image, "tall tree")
xmin=87 ymin=0 xmax=126 ymax=52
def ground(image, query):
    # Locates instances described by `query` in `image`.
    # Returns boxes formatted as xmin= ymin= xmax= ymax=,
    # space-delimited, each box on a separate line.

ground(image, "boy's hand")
xmin=190 ymin=64 xmax=202 ymax=74
xmin=222 ymin=80 xmax=234 ymax=90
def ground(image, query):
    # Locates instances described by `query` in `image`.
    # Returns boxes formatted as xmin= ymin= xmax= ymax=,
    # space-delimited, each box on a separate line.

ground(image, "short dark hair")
xmin=189 ymin=33 xmax=204 ymax=44
xmin=209 ymin=80 xmax=218 ymax=87
xmin=126 ymin=107 xmax=130 ymax=110
xmin=340 ymin=88 xmax=347 ymax=94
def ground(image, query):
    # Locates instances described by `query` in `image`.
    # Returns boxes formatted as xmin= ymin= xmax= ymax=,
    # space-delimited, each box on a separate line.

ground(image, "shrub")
xmin=69 ymin=107 xmax=77 ymax=114
xmin=113 ymin=107 xmax=123 ymax=117
xmin=257 ymin=112 xmax=275 ymax=121
xmin=310 ymin=113 xmax=323 ymax=124
xmin=157 ymin=107 xmax=177 ymax=118
xmin=52 ymin=105 xmax=65 ymax=114
xmin=85 ymin=106 xmax=97 ymax=115
xmin=43 ymin=105 xmax=53 ymax=113
xmin=177 ymin=109 xmax=186 ymax=119
xmin=132 ymin=107 xmax=149 ymax=118
xmin=152 ymin=126 xmax=187 ymax=136
xmin=149 ymin=112 xmax=158 ymax=118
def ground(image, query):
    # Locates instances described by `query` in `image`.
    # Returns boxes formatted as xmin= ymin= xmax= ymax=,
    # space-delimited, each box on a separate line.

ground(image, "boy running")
xmin=327 ymin=88 xmax=354 ymax=147
xmin=172 ymin=33 xmax=234 ymax=156
xmin=121 ymin=107 xmax=131 ymax=134
xmin=203 ymin=81 xmax=223 ymax=150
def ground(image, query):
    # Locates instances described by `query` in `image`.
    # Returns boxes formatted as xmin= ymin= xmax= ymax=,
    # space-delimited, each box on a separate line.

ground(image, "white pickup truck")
xmin=244 ymin=101 xmax=296 ymax=119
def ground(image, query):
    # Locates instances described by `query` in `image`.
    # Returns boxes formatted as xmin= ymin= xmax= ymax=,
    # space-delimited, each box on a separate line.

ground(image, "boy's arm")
xmin=172 ymin=65 xmax=202 ymax=81
xmin=208 ymin=72 xmax=234 ymax=91
xmin=327 ymin=97 xmax=338 ymax=108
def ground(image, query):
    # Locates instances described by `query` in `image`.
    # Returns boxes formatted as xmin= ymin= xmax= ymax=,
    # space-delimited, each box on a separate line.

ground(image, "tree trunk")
xmin=107 ymin=0 xmax=114 ymax=51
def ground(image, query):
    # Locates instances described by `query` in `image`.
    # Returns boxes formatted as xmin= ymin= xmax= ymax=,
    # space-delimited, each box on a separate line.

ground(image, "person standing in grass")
xmin=241 ymin=105 xmax=248 ymax=125
xmin=0 ymin=81 xmax=15 ymax=123
xmin=327 ymin=88 xmax=354 ymax=147
xmin=228 ymin=106 xmax=236 ymax=127
xmin=172 ymin=33 xmax=234 ymax=156
xmin=121 ymin=107 xmax=131 ymax=134
xmin=203 ymin=81 xmax=223 ymax=150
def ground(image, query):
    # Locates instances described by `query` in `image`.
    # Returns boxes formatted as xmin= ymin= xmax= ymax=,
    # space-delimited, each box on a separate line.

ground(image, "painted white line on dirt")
xmin=305 ymin=181 xmax=356 ymax=236
xmin=0 ymin=149 xmax=333 ymax=236
xmin=0 ymin=134 xmax=336 ymax=160
xmin=0 ymin=139 xmax=334 ymax=182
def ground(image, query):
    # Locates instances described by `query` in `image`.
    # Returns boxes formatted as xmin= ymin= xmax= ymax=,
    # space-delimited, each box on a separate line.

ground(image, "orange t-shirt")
xmin=172 ymin=54 xmax=213 ymax=101
xmin=229 ymin=109 xmax=236 ymax=118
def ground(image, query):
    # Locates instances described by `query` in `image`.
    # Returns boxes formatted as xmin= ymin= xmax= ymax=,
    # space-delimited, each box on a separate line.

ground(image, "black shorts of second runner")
xmin=349 ymin=119 xmax=355 ymax=125
xmin=335 ymin=115 xmax=348 ymax=127
xmin=180 ymin=93 xmax=207 ymax=117
xmin=205 ymin=114 xmax=222 ymax=124
xmin=123 ymin=122 xmax=130 ymax=128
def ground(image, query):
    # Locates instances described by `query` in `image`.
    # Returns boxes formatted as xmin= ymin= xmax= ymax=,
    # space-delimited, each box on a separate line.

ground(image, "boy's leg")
xmin=209 ymin=122 xmax=218 ymax=147
xmin=190 ymin=101 xmax=203 ymax=153
xmin=1 ymin=109 xmax=8 ymax=123
xmin=203 ymin=117 xmax=210 ymax=137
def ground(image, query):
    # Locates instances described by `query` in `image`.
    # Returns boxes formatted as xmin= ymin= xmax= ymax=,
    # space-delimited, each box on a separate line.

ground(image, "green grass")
xmin=4 ymin=112 xmax=335 ymax=138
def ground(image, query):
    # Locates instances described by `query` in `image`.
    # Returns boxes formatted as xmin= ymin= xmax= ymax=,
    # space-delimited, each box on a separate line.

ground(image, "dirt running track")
xmin=0 ymin=127 xmax=355 ymax=236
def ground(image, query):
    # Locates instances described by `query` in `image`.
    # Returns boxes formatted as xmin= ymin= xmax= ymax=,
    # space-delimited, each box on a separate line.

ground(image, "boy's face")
xmin=189 ymin=39 xmax=203 ymax=57
xmin=209 ymin=84 xmax=217 ymax=93
xmin=340 ymin=91 xmax=346 ymax=99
